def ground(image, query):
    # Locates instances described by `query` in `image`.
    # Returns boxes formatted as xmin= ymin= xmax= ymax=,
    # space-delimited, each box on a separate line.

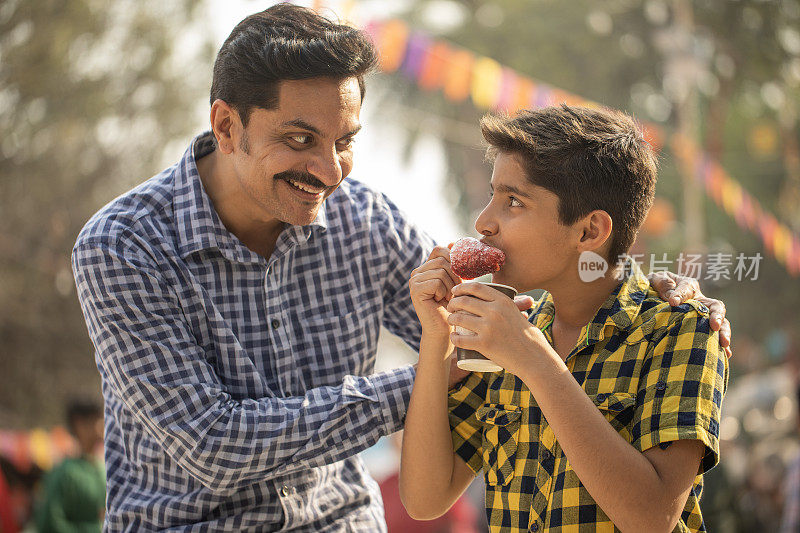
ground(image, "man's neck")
xmin=196 ymin=150 xmax=284 ymax=258
xmin=546 ymin=264 xmax=623 ymax=359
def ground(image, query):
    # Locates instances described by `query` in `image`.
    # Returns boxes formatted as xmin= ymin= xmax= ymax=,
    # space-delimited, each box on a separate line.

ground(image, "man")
xmin=72 ymin=4 xmax=731 ymax=531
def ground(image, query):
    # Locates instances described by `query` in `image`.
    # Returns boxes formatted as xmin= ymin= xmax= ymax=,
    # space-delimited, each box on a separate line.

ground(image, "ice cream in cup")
xmin=450 ymin=238 xmax=517 ymax=372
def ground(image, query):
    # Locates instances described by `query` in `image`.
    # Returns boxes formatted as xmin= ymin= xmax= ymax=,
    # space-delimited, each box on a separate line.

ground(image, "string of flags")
xmin=672 ymin=135 xmax=800 ymax=276
xmin=364 ymin=18 xmax=800 ymax=277
xmin=0 ymin=427 xmax=77 ymax=472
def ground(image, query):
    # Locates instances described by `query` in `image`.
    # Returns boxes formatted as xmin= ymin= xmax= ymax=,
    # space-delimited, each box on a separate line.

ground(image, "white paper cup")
xmin=455 ymin=282 xmax=517 ymax=372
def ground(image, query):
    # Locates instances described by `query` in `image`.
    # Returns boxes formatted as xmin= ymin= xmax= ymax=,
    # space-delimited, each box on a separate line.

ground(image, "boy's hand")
xmin=446 ymin=282 xmax=546 ymax=376
xmin=648 ymin=271 xmax=732 ymax=358
xmin=409 ymin=246 xmax=462 ymax=335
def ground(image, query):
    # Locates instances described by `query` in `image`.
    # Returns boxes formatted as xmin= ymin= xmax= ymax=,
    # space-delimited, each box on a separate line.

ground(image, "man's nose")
xmin=307 ymin=146 xmax=343 ymax=186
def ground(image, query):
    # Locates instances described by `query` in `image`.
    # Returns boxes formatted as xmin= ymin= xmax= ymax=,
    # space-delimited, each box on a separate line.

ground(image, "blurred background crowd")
xmin=1 ymin=0 xmax=799 ymax=531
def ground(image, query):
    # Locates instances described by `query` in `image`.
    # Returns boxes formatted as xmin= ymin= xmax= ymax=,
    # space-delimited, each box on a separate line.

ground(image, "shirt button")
xmin=271 ymin=319 xmax=281 ymax=330
xmin=596 ymin=393 xmax=608 ymax=402
xmin=281 ymin=485 xmax=290 ymax=496
xmin=656 ymin=381 xmax=667 ymax=391
xmin=529 ymin=523 xmax=539 ymax=532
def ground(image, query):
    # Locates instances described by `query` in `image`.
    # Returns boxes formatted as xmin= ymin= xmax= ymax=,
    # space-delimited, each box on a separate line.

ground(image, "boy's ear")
xmin=577 ymin=210 xmax=613 ymax=253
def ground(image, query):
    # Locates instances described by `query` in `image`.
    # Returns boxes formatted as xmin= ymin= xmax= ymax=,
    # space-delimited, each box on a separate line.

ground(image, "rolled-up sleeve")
xmin=632 ymin=306 xmax=728 ymax=474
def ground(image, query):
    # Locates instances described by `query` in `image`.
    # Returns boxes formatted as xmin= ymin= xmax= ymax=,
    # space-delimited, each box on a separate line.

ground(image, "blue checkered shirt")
xmin=72 ymin=132 xmax=435 ymax=531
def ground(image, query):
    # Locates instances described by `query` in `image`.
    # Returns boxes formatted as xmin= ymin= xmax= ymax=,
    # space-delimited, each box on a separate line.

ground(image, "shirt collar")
xmin=174 ymin=131 xmax=330 ymax=262
xmin=174 ymin=132 xmax=237 ymax=260
xmin=530 ymin=256 xmax=650 ymax=345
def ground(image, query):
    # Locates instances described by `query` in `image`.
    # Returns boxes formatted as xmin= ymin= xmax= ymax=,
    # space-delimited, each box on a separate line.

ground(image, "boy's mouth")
xmin=479 ymin=238 xmax=503 ymax=254
xmin=479 ymin=238 xmax=507 ymax=271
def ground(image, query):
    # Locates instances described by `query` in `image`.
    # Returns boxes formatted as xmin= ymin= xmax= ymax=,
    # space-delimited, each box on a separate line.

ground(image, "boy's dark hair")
xmin=66 ymin=399 xmax=102 ymax=435
xmin=481 ymin=105 xmax=657 ymax=262
xmin=210 ymin=3 xmax=378 ymax=127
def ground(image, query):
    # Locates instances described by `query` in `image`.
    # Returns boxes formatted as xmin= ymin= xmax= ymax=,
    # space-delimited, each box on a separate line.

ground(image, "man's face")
xmin=475 ymin=152 xmax=576 ymax=293
xmin=230 ymin=77 xmax=362 ymax=226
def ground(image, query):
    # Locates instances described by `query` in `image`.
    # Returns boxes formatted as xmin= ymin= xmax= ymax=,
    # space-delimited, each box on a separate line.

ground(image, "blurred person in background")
xmin=70 ymin=3 xmax=730 ymax=530
xmin=35 ymin=400 xmax=105 ymax=533
xmin=780 ymin=383 xmax=800 ymax=533
xmin=0 ymin=458 xmax=42 ymax=533
xmin=0 ymin=462 xmax=18 ymax=533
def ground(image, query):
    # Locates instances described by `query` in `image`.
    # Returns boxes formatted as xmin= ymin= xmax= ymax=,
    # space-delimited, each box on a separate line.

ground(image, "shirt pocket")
xmin=477 ymin=403 xmax=522 ymax=487
xmin=291 ymin=305 xmax=378 ymax=380
xmin=590 ymin=391 xmax=637 ymax=442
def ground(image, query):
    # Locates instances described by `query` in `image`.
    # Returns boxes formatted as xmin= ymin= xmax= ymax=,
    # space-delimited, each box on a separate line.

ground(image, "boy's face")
xmin=475 ymin=152 xmax=576 ymax=293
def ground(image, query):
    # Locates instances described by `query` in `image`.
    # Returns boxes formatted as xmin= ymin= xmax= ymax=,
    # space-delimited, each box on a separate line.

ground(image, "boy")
xmin=401 ymin=105 xmax=728 ymax=532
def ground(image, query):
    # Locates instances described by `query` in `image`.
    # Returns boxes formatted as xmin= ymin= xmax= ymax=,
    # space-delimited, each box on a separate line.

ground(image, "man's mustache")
xmin=274 ymin=170 xmax=329 ymax=190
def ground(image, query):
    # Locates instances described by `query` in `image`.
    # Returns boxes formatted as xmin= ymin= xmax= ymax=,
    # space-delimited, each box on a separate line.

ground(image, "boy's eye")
xmin=487 ymin=190 xmax=494 ymax=199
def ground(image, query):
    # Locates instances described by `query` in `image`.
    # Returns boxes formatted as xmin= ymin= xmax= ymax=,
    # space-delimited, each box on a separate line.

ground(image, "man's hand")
xmin=648 ymin=271 xmax=732 ymax=358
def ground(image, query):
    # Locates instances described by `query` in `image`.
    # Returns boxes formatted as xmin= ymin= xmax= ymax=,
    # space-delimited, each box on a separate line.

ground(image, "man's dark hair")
xmin=210 ymin=3 xmax=378 ymax=127
xmin=66 ymin=399 xmax=102 ymax=435
xmin=480 ymin=104 xmax=657 ymax=262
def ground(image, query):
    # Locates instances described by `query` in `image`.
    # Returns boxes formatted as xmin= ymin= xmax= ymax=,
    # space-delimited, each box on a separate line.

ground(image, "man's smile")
xmin=284 ymin=178 xmax=326 ymax=194
xmin=274 ymin=170 xmax=331 ymax=201
xmin=278 ymin=177 xmax=327 ymax=201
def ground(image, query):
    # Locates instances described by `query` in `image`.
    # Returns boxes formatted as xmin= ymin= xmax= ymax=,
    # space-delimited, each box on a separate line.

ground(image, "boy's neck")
xmin=546 ymin=263 xmax=623 ymax=357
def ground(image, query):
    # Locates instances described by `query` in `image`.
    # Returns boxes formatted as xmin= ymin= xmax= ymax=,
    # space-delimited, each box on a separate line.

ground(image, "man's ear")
xmin=209 ymin=99 xmax=239 ymax=155
xmin=577 ymin=210 xmax=613 ymax=254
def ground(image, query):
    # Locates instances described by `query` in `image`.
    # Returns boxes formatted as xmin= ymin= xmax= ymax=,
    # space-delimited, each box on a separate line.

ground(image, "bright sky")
xmin=205 ymin=0 xmax=465 ymax=244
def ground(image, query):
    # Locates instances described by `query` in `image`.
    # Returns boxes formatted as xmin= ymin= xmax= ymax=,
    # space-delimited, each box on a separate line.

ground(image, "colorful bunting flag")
xmin=443 ymin=49 xmax=473 ymax=102
xmin=471 ymin=56 xmax=503 ymax=110
xmin=368 ymin=18 xmax=800 ymax=277
xmin=419 ymin=42 xmax=451 ymax=91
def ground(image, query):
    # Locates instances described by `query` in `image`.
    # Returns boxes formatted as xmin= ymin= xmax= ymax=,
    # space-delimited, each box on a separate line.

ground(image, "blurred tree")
xmin=0 ymin=0 xmax=215 ymax=427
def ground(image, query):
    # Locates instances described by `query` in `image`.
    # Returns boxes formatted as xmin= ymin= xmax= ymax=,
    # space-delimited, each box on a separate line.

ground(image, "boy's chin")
xmin=491 ymin=271 xmax=539 ymax=293
xmin=491 ymin=272 xmax=519 ymax=289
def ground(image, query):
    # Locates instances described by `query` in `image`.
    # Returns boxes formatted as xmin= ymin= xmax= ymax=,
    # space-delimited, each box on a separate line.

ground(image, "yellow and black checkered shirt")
xmin=448 ymin=260 xmax=728 ymax=532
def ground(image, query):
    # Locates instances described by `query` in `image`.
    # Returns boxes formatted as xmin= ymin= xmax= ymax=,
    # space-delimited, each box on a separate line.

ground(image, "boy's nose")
xmin=475 ymin=207 xmax=498 ymax=236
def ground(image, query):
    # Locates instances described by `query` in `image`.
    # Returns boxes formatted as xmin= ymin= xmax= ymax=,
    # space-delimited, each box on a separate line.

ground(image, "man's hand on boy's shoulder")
xmin=647 ymin=271 xmax=732 ymax=359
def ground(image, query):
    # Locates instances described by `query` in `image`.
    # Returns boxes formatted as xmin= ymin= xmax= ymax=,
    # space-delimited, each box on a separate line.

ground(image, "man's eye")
xmin=509 ymin=196 xmax=522 ymax=207
xmin=337 ymin=137 xmax=355 ymax=150
xmin=289 ymin=134 xmax=311 ymax=144
xmin=488 ymin=190 xmax=494 ymax=199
